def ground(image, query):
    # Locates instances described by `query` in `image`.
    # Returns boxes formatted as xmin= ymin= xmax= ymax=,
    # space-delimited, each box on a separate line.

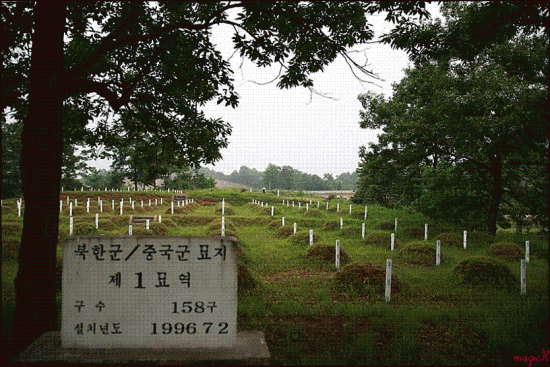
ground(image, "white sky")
xmin=90 ymin=3 xmax=441 ymax=177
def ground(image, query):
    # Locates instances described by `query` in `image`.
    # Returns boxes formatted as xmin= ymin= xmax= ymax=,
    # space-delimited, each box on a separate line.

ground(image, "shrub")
xmin=323 ymin=221 xmax=340 ymax=231
xmin=454 ymin=256 xmax=516 ymax=288
xmin=376 ymin=221 xmax=395 ymax=231
xmin=334 ymin=262 xmax=400 ymax=295
xmin=485 ymin=242 xmax=524 ymax=262
xmin=288 ymin=231 xmax=320 ymax=245
xmin=398 ymin=242 xmax=437 ymax=266
xmin=306 ymin=244 xmax=351 ymax=265
xmin=435 ymin=233 xmax=463 ymax=248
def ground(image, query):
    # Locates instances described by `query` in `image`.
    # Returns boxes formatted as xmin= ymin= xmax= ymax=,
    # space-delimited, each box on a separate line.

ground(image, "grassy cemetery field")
xmin=2 ymin=188 xmax=548 ymax=365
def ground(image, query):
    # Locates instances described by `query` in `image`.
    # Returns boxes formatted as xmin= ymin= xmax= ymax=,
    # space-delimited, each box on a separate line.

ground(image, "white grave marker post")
xmin=326 ymin=202 xmax=329 ymax=210
xmin=70 ymin=202 xmax=73 ymax=217
xmin=394 ymin=218 xmax=397 ymax=232
xmin=306 ymin=203 xmax=309 ymax=212
xmin=67 ymin=196 xmax=70 ymax=204
xmin=112 ymin=200 xmax=115 ymax=211
xmin=277 ymin=189 xmax=280 ymax=196
xmin=132 ymin=201 xmax=135 ymax=210
xmin=309 ymin=230 xmax=313 ymax=246
xmin=293 ymin=223 xmax=297 ymax=234
xmin=391 ymin=233 xmax=395 ymax=251
xmin=69 ymin=217 xmax=74 ymax=235
xmin=155 ymin=199 xmax=158 ymax=206
xmin=222 ymin=199 xmax=225 ymax=215
xmin=340 ymin=217 xmax=343 ymax=229
xmin=17 ymin=200 xmax=22 ymax=217
xmin=158 ymin=215 xmax=162 ymax=223
xmin=292 ymin=201 xmax=294 ymax=208
xmin=436 ymin=240 xmax=441 ymax=266
xmin=349 ymin=205 xmax=352 ymax=215
xmin=141 ymin=200 xmax=144 ymax=208
xmin=129 ymin=225 xmax=133 ymax=235
xmin=100 ymin=200 xmax=103 ymax=212
xmin=95 ymin=213 xmax=99 ymax=229
xmin=425 ymin=224 xmax=428 ymax=240
xmin=463 ymin=230 xmax=467 ymax=250
xmin=525 ymin=241 xmax=530 ymax=263
xmin=75 ymin=198 xmax=78 ymax=207
xmin=362 ymin=223 xmax=366 ymax=239
xmin=364 ymin=206 xmax=368 ymax=220
xmin=120 ymin=202 xmax=123 ymax=216
xmin=385 ymin=259 xmax=393 ymax=303
xmin=60 ymin=200 xmax=63 ymax=213
xmin=298 ymin=202 xmax=301 ymax=209
xmin=317 ymin=201 xmax=319 ymax=208
xmin=271 ymin=206 xmax=274 ymax=216
xmin=335 ymin=240 xmax=341 ymax=270
xmin=171 ymin=201 xmax=174 ymax=214
xmin=177 ymin=201 xmax=180 ymax=207
xmin=337 ymin=203 xmax=339 ymax=212
xmin=282 ymin=217 xmax=285 ymax=227
xmin=149 ymin=199 xmax=152 ymax=207
xmin=146 ymin=219 xmax=150 ymax=230
xmin=87 ymin=201 xmax=90 ymax=213
xmin=221 ymin=217 xmax=225 ymax=236
xmin=161 ymin=198 xmax=163 ymax=205
xmin=520 ymin=259 xmax=527 ymax=295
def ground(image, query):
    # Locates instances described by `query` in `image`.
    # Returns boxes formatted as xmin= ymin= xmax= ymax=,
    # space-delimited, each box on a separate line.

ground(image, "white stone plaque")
xmin=62 ymin=236 xmax=238 ymax=349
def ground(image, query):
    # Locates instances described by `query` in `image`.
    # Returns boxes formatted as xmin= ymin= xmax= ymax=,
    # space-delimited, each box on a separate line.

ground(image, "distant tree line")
xmin=200 ymin=164 xmax=358 ymax=191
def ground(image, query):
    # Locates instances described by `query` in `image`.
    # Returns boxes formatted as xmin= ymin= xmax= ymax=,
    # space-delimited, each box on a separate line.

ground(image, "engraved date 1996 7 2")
xmin=150 ymin=322 xmax=228 ymax=335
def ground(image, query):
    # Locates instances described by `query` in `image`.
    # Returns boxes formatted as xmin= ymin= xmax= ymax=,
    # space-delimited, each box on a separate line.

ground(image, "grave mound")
xmin=238 ymin=263 xmax=257 ymax=294
xmin=2 ymin=241 xmax=19 ymax=260
xmin=469 ymin=231 xmax=496 ymax=245
xmin=334 ymin=262 xmax=400 ymax=296
xmin=363 ymin=232 xmax=399 ymax=249
xmin=269 ymin=220 xmax=281 ymax=229
xmin=215 ymin=203 xmax=235 ymax=215
xmin=306 ymin=244 xmax=351 ymax=265
xmin=401 ymin=226 xmax=424 ymax=239
xmin=74 ymin=222 xmax=97 ymax=235
xmin=375 ymin=221 xmax=395 ymax=231
xmin=288 ymin=231 xmax=320 ymax=245
xmin=398 ymin=242 xmax=437 ymax=266
xmin=323 ymin=221 xmax=340 ymax=231
xmin=304 ymin=209 xmax=323 ymax=217
xmin=277 ymin=226 xmax=294 ymax=238
xmin=485 ymin=242 xmax=524 ymax=261
xmin=434 ymin=232 xmax=463 ymax=248
xmin=127 ymin=222 xmax=169 ymax=236
xmin=97 ymin=220 xmax=115 ymax=231
xmin=453 ymin=256 xmax=516 ymax=288
xmin=206 ymin=218 xmax=238 ymax=238
xmin=341 ymin=226 xmax=361 ymax=237
xmin=2 ymin=222 xmax=22 ymax=238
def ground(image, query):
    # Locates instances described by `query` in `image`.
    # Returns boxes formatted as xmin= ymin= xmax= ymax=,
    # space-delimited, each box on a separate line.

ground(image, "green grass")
xmin=2 ymin=190 xmax=548 ymax=365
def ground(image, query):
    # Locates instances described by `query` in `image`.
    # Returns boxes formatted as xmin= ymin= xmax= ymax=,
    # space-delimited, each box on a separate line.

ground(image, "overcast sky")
xmin=91 ymin=3 xmax=441 ymax=177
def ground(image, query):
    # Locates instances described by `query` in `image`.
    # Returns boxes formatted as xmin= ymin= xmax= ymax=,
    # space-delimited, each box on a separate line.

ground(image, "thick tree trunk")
xmin=12 ymin=1 xmax=65 ymax=358
xmin=487 ymin=154 xmax=503 ymax=236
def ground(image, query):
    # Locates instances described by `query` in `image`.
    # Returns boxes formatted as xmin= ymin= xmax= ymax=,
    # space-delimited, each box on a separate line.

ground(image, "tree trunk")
xmin=12 ymin=1 xmax=65 ymax=358
xmin=487 ymin=153 xmax=503 ymax=236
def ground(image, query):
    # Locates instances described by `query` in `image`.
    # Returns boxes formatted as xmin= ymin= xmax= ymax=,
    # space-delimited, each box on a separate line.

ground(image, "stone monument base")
xmin=14 ymin=331 xmax=270 ymax=365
